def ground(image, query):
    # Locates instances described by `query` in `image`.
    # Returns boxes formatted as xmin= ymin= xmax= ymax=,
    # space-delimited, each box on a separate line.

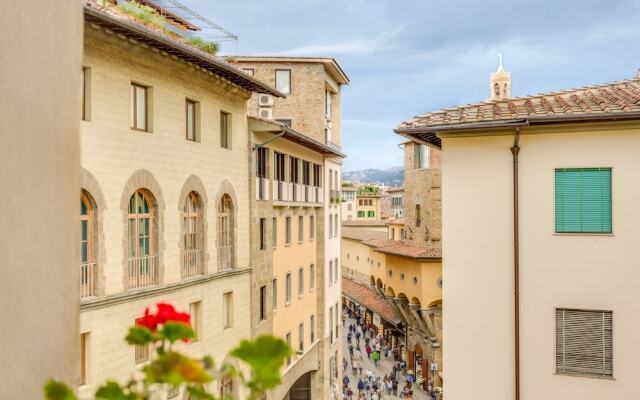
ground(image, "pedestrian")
xmin=348 ymin=343 xmax=354 ymax=358
xmin=347 ymin=387 xmax=353 ymax=400
xmin=365 ymin=344 xmax=372 ymax=359
xmin=372 ymin=350 xmax=380 ymax=367
xmin=352 ymin=359 xmax=358 ymax=376
xmin=343 ymin=374 xmax=350 ymax=388
xmin=347 ymin=332 xmax=352 ymax=344
xmin=371 ymin=390 xmax=379 ymax=400
xmin=386 ymin=378 xmax=393 ymax=395
xmin=354 ymin=348 xmax=362 ymax=361
xmin=358 ymin=362 xmax=363 ymax=376
xmin=357 ymin=378 xmax=365 ymax=395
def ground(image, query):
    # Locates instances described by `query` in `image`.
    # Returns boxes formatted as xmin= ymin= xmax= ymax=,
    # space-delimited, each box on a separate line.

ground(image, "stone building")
xmin=388 ymin=187 xmax=405 ymax=219
xmin=228 ymin=56 xmax=349 ymax=400
xmin=77 ymin=2 xmax=281 ymax=399
xmin=341 ymin=185 xmax=358 ymax=221
xmin=397 ymin=65 xmax=640 ymax=399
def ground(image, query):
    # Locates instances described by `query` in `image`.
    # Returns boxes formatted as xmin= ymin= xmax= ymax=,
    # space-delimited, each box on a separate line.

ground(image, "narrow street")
xmin=341 ymin=315 xmax=431 ymax=400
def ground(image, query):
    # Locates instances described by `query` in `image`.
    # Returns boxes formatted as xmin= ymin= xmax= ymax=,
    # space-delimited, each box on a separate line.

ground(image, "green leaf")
xmin=160 ymin=322 xmax=195 ymax=344
xmin=125 ymin=326 xmax=154 ymax=345
xmin=230 ymin=335 xmax=292 ymax=391
xmin=44 ymin=380 xmax=77 ymax=400
xmin=186 ymin=385 xmax=215 ymax=400
xmin=95 ymin=381 xmax=137 ymax=400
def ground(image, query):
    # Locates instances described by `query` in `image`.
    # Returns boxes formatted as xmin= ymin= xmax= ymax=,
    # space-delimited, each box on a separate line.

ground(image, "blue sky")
xmin=181 ymin=0 xmax=640 ymax=171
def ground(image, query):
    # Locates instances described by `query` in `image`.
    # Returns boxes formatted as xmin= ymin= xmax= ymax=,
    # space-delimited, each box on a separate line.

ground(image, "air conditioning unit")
xmin=259 ymin=107 xmax=273 ymax=120
xmin=258 ymin=94 xmax=274 ymax=107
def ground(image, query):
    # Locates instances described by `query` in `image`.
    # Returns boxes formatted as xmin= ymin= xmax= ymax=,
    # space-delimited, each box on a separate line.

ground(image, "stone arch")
xmin=385 ymin=286 xmax=396 ymax=297
xmin=120 ymin=169 xmax=166 ymax=290
xmin=427 ymin=298 xmax=442 ymax=308
xmin=177 ymin=175 xmax=209 ymax=275
xmin=397 ymin=292 xmax=409 ymax=302
xmin=370 ymin=275 xmax=376 ymax=287
xmin=410 ymin=296 xmax=422 ymax=306
xmin=80 ymin=168 xmax=107 ymax=296
xmin=215 ymin=179 xmax=239 ymax=271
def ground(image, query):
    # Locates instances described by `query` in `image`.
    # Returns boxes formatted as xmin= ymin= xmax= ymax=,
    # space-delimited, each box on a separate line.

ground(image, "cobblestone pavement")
xmin=341 ymin=316 xmax=431 ymax=400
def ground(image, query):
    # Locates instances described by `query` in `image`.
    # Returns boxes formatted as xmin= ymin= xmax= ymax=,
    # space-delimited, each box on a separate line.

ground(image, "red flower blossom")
xmin=136 ymin=308 xmax=160 ymax=331
xmin=155 ymin=302 xmax=191 ymax=325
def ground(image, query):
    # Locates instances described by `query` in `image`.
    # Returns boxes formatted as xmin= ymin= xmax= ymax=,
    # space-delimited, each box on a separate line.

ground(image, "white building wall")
xmin=442 ymin=124 xmax=640 ymax=400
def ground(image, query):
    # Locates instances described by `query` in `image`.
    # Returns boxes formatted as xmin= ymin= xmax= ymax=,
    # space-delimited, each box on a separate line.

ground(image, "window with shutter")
xmin=555 ymin=168 xmax=612 ymax=233
xmin=555 ymin=308 xmax=613 ymax=377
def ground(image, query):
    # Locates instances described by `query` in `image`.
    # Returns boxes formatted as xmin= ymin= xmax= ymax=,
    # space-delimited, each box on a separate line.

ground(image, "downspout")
xmin=511 ymin=128 xmax=521 ymax=400
xmin=252 ymin=127 xmax=287 ymax=151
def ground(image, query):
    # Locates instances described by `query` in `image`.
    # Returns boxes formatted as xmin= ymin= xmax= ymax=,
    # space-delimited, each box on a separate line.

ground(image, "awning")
xmin=342 ymin=278 xmax=401 ymax=325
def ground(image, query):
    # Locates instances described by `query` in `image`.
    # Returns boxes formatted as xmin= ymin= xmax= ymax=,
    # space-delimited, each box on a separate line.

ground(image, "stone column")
xmin=384 ymin=295 xmax=408 ymax=324
xmin=421 ymin=307 xmax=441 ymax=343
xmin=408 ymin=303 xmax=431 ymax=337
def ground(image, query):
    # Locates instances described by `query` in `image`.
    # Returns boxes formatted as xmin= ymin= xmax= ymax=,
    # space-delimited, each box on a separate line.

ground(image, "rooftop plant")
xmin=117 ymin=1 xmax=167 ymax=32
xmin=44 ymin=302 xmax=291 ymax=400
xmin=185 ymin=36 xmax=219 ymax=55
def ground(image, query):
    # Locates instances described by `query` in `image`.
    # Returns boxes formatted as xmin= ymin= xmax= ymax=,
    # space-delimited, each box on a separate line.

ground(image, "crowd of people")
xmin=341 ymin=305 xmax=416 ymax=399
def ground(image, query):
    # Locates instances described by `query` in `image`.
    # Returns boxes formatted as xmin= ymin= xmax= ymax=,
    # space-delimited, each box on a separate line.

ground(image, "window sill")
xmin=131 ymin=128 xmax=151 ymax=134
xmin=553 ymin=232 xmax=614 ymax=237
xmin=285 ymin=301 xmax=291 ymax=307
xmin=554 ymin=372 xmax=614 ymax=380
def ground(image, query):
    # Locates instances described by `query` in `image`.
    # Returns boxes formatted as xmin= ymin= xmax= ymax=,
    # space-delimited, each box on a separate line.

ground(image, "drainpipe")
xmin=252 ymin=127 xmax=287 ymax=151
xmin=511 ymin=128 xmax=521 ymax=400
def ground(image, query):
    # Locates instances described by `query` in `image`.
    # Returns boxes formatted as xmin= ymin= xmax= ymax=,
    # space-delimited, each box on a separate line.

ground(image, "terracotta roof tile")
xmin=342 ymin=227 xmax=388 ymax=242
xmin=397 ymin=78 xmax=640 ymax=132
xmin=342 ymin=220 xmax=389 ymax=227
xmin=342 ymin=278 xmax=401 ymax=324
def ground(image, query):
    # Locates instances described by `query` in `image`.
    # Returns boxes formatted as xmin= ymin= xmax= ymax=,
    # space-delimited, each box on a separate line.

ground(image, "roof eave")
xmin=83 ymin=6 xmax=284 ymax=97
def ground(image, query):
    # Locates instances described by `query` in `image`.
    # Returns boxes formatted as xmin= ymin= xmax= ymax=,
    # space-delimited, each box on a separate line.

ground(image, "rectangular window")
xmin=185 ymin=99 xmax=197 ymax=141
xmin=220 ymin=111 xmax=231 ymax=149
xmin=334 ymin=258 xmax=339 ymax=284
xmin=415 ymin=204 xmax=421 ymax=227
xmin=272 ymin=278 xmax=278 ymax=310
xmin=275 ymin=69 xmax=291 ymax=94
xmin=302 ymin=161 xmax=311 ymax=185
xmin=130 ymin=83 xmax=148 ymax=131
xmin=335 ymin=302 xmax=339 ymax=338
xmin=223 ymin=292 xmax=233 ymax=329
xmin=358 ymin=211 xmax=365 ymax=218
xmin=189 ymin=301 xmax=202 ymax=341
xmin=134 ymin=319 xmax=149 ymax=364
xmin=555 ymin=168 xmax=612 ymax=233
xmin=329 ymin=306 xmax=334 ymax=345
xmin=299 ymin=323 xmax=304 ymax=352
xmin=298 ymin=267 xmax=304 ymax=297
xmin=272 ymin=217 xmax=277 ymax=248
xmin=415 ymin=144 xmax=430 ymax=169
xmin=243 ymin=68 xmax=254 ymax=76
xmin=285 ymin=216 xmax=291 ymax=245
xmin=334 ymin=215 xmax=338 ymax=238
xmin=259 ymin=286 xmax=266 ymax=321
xmin=556 ymin=308 xmax=613 ymax=377
xmin=313 ymin=164 xmax=322 ymax=187
xmin=298 ymin=215 xmax=304 ymax=243
xmin=80 ymin=332 xmax=89 ymax=385
xmin=367 ymin=211 xmax=375 ymax=218
xmin=324 ymin=89 xmax=332 ymax=118
xmin=82 ymin=67 xmax=91 ymax=121
xmin=309 ymin=215 xmax=315 ymax=240
xmin=309 ymin=264 xmax=315 ymax=290
xmin=274 ymin=152 xmax=286 ymax=181
xmin=329 ymin=260 xmax=333 ymax=287
xmin=259 ymin=218 xmax=266 ymax=250
xmin=286 ymin=332 xmax=292 ymax=365
xmin=289 ymin=156 xmax=299 ymax=183
xmin=329 ymin=215 xmax=333 ymax=237
xmin=285 ymin=272 xmax=291 ymax=304
xmin=256 ymin=147 xmax=267 ymax=178
xmin=310 ymin=314 xmax=315 ymax=342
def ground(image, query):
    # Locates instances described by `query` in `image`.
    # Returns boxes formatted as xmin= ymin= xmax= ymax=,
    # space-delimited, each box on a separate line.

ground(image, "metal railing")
xmin=182 ymin=249 xmax=203 ymax=278
xmin=256 ymin=177 xmax=269 ymax=201
xmin=291 ymin=182 xmax=298 ymax=202
xmin=330 ymin=190 xmax=341 ymax=203
xmin=80 ymin=262 xmax=97 ymax=299
xmin=218 ymin=245 xmax=234 ymax=271
xmin=128 ymin=255 xmax=158 ymax=289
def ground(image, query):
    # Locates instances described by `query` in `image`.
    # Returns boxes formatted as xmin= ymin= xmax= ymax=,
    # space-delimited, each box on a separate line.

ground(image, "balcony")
xmin=80 ymin=262 xmax=97 ymax=299
xmin=330 ymin=190 xmax=341 ymax=204
xmin=255 ymin=177 xmax=269 ymax=201
xmin=273 ymin=180 xmax=288 ymax=201
xmin=128 ymin=255 xmax=158 ymax=290
xmin=182 ymin=249 xmax=203 ymax=278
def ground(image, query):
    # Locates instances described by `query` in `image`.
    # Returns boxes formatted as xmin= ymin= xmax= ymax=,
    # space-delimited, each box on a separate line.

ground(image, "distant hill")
xmin=342 ymin=166 xmax=404 ymax=187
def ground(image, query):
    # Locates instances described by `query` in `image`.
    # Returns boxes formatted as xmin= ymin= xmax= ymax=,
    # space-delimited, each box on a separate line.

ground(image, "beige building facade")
xmin=230 ymin=56 xmax=349 ymax=400
xmin=341 ymin=186 xmax=358 ymax=221
xmin=77 ymin=3 xmax=281 ymax=399
xmin=398 ymin=74 xmax=640 ymax=399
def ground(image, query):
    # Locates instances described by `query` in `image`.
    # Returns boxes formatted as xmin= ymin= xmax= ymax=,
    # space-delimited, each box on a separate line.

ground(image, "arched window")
xmin=183 ymin=191 xmax=203 ymax=278
xmin=217 ymin=194 xmax=234 ymax=271
xmin=494 ymin=82 xmax=500 ymax=97
xmin=504 ymin=83 xmax=508 ymax=96
xmin=128 ymin=190 xmax=157 ymax=289
xmin=80 ymin=192 xmax=97 ymax=298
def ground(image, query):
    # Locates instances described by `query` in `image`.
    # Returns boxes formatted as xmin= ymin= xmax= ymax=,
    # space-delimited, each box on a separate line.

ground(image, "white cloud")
xmin=277 ymin=25 xmax=405 ymax=55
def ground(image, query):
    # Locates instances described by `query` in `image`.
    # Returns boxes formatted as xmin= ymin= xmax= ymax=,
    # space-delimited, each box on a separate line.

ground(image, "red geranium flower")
xmin=136 ymin=307 xmax=160 ymax=331
xmin=156 ymin=302 xmax=191 ymax=325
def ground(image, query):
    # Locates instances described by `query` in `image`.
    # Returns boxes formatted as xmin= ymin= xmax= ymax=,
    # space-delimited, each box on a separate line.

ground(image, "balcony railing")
xmin=273 ymin=180 xmax=288 ymax=201
xmin=182 ymin=249 xmax=203 ymax=278
xmin=218 ymin=245 xmax=234 ymax=271
xmin=128 ymin=255 xmax=158 ymax=290
xmin=330 ymin=190 xmax=341 ymax=203
xmin=290 ymin=182 xmax=298 ymax=202
xmin=256 ymin=177 xmax=269 ymax=201
xmin=80 ymin=262 xmax=97 ymax=299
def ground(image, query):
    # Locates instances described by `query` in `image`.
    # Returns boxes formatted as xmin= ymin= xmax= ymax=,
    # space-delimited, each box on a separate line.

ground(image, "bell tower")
xmin=490 ymin=54 xmax=511 ymax=101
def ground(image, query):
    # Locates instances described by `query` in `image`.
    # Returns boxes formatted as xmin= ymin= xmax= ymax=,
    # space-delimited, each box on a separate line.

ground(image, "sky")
xmin=181 ymin=0 xmax=640 ymax=171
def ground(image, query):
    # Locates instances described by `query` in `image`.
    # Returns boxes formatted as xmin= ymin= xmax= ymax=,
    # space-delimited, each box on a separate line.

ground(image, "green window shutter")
xmin=555 ymin=168 xmax=612 ymax=233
